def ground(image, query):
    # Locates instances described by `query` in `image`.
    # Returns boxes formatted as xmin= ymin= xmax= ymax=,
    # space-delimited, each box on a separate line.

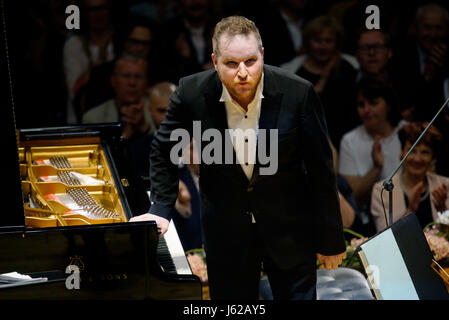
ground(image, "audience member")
xmin=63 ymin=0 xmax=116 ymax=124
xmin=339 ymin=78 xmax=405 ymax=236
xmin=147 ymin=81 xmax=176 ymax=129
xmin=81 ymin=53 xmax=156 ymax=139
xmin=393 ymin=3 xmax=449 ymax=123
xmin=371 ymin=121 xmax=449 ymax=232
xmin=281 ymin=15 xmax=359 ymax=149
xmin=355 ymin=29 xmax=392 ymax=82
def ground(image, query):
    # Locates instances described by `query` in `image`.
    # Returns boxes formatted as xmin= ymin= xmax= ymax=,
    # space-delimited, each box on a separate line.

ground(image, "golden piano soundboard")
xmin=19 ymin=140 xmax=128 ymax=228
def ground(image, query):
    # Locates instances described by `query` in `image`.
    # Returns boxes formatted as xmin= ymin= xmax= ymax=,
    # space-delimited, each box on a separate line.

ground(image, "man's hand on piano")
xmin=129 ymin=213 xmax=169 ymax=238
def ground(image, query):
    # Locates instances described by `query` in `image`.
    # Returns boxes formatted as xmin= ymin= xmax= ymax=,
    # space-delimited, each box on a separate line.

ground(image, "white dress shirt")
xmin=220 ymin=73 xmax=264 ymax=181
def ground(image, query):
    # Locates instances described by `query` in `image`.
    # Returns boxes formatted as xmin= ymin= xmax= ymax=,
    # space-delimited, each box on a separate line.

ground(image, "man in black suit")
xmin=130 ymin=16 xmax=346 ymax=300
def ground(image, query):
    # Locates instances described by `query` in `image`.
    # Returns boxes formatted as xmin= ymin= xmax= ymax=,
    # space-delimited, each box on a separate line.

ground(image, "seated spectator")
xmin=63 ymin=0 xmax=116 ymax=123
xmin=281 ymin=15 xmax=359 ymax=149
xmin=355 ymin=29 xmax=392 ymax=83
xmin=147 ymin=82 xmax=176 ymax=129
xmin=339 ymin=78 xmax=405 ymax=236
xmin=82 ymin=53 xmax=156 ymax=140
xmin=371 ymin=122 xmax=449 ymax=232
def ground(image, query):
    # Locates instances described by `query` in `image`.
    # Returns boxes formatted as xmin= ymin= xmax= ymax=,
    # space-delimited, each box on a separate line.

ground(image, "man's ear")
xmin=211 ymin=53 xmax=218 ymax=71
xmin=261 ymin=47 xmax=264 ymax=59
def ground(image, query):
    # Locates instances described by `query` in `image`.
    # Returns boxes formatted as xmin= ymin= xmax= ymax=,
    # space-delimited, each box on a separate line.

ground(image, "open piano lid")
xmin=0 ymin=0 xmax=24 ymax=230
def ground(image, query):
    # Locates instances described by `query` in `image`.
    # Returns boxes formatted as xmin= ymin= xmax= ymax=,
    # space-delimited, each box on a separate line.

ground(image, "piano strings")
xmin=50 ymin=156 xmax=119 ymax=219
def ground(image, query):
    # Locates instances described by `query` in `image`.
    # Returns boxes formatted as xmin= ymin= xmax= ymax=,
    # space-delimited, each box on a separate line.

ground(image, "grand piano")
xmin=0 ymin=125 xmax=202 ymax=300
xmin=0 ymin=2 xmax=202 ymax=300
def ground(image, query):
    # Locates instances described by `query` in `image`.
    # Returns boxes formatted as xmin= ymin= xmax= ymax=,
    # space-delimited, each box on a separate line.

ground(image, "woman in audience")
xmin=338 ymin=78 xmax=405 ymax=236
xmin=281 ymin=15 xmax=359 ymax=148
xmin=371 ymin=122 xmax=449 ymax=232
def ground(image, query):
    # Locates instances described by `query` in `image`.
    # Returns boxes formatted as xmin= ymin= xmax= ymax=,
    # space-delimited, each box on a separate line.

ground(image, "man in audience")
xmin=355 ymin=29 xmax=392 ymax=83
xmin=82 ymin=53 xmax=156 ymax=140
xmin=147 ymin=82 xmax=176 ymax=129
xmin=394 ymin=3 xmax=449 ymax=122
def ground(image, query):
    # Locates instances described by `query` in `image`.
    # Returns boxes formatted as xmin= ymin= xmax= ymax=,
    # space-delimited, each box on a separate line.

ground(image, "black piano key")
xmin=157 ymin=237 xmax=177 ymax=274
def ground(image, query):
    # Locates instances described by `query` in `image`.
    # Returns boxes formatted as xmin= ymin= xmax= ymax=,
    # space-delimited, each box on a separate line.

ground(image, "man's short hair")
xmin=212 ymin=16 xmax=263 ymax=56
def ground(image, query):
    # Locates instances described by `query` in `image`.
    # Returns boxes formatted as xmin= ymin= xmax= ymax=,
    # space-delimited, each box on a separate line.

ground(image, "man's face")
xmin=110 ymin=59 xmax=148 ymax=106
xmin=416 ymin=11 xmax=448 ymax=53
xmin=211 ymin=33 xmax=264 ymax=107
xmin=356 ymin=31 xmax=392 ymax=75
xmin=124 ymin=26 xmax=152 ymax=58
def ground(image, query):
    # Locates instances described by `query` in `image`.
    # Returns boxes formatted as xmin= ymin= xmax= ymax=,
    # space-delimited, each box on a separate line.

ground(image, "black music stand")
xmin=356 ymin=213 xmax=449 ymax=300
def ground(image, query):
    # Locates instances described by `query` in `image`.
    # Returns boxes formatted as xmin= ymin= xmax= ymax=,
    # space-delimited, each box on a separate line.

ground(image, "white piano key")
xmin=164 ymin=220 xmax=192 ymax=275
xmin=147 ymin=191 xmax=192 ymax=275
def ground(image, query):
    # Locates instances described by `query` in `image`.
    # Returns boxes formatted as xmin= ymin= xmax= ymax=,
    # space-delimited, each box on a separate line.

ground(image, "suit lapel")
xmin=250 ymin=66 xmax=283 ymax=186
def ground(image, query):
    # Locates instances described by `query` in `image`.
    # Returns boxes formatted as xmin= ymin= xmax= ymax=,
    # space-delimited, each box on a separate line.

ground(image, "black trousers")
xmin=207 ymin=224 xmax=317 ymax=300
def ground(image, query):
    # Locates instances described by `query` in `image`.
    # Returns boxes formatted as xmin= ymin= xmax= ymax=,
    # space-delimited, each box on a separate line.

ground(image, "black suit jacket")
xmin=148 ymin=64 xmax=345 ymax=270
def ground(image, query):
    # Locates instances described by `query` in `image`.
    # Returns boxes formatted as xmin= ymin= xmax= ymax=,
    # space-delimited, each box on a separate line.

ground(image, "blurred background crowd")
xmin=3 ymin=0 xmax=449 ymax=246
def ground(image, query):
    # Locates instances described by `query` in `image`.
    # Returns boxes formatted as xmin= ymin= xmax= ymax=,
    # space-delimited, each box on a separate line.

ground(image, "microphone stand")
xmin=382 ymin=96 xmax=449 ymax=227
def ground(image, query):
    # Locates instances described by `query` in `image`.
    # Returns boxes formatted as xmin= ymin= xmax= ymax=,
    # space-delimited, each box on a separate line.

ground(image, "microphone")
xmin=381 ymin=96 xmax=449 ymax=227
